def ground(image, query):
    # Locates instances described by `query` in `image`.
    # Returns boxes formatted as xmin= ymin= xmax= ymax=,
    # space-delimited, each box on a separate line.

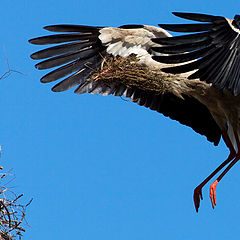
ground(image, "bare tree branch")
xmin=0 ymin=147 xmax=31 ymax=239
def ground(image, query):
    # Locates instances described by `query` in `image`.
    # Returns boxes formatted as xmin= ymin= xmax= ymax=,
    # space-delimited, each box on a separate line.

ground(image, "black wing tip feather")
xmin=51 ymin=85 xmax=62 ymax=92
xmin=29 ymin=37 xmax=43 ymax=45
xmin=43 ymin=25 xmax=77 ymax=31
xmin=172 ymin=12 xmax=225 ymax=22
xmin=172 ymin=12 xmax=210 ymax=20
xmin=30 ymin=52 xmax=38 ymax=59
xmin=158 ymin=23 xmax=214 ymax=33
xmin=29 ymin=23 xmax=105 ymax=92
xmin=158 ymin=12 xmax=225 ymax=33
xmin=43 ymin=24 xmax=103 ymax=33
xmin=119 ymin=24 xmax=144 ymax=29
xmin=44 ymin=25 xmax=57 ymax=31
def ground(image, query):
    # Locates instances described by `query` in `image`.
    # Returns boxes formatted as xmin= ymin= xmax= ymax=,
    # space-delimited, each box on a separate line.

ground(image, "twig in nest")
xmin=0 ymin=168 xmax=31 ymax=240
xmin=89 ymin=55 xmax=185 ymax=95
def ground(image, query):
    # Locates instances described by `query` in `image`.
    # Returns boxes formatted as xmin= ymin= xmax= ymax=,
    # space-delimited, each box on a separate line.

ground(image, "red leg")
xmin=209 ymin=180 xmax=218 ymax=208
xmin=193 ymin=129 xmax=236 ymax=212
xmin=209 ymin=131 xmax=240 ymax=209
xmin=194 ymin=152 xmax=235 ymax=212
xmin=210 ymin=154 xmax=240 ymax=208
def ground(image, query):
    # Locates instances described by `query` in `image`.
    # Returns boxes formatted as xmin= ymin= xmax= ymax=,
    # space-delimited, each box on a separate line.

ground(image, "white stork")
xmin=29 ymin=12 xmax=240 ymax=212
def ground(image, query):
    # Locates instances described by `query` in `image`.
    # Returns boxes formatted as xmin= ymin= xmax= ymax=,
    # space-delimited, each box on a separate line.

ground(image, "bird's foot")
xmin=193 ymin=185 xmax=203 ymax=212
xmin=210 ymin=180 xmax=218 ymax=209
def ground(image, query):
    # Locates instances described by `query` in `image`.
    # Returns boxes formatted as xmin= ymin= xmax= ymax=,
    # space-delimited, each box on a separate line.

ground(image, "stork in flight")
xmin=29 ymin=12 xmax=240 ymax=212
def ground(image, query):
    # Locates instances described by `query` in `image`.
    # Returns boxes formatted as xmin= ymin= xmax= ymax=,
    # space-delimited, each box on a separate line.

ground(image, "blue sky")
xmin=0 ymin=1 xmax=239 ymax=239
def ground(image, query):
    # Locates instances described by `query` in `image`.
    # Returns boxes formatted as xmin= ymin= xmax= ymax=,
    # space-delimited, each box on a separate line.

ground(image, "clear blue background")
xmin=0 ymin=1 xmax=239 ymax=239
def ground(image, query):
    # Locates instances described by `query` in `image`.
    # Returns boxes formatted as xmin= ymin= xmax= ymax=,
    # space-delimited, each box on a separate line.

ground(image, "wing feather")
xmin=154 ymin=12 xmax=240 ymax=95
xmin=30 ymin=22 xmax=221 ymax=145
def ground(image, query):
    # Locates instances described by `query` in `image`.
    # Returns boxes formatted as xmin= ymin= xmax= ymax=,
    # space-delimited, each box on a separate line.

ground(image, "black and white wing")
xmin=29 ymin=24 xmax=221 ymax=145
xmin=29 ymin=24 xmax=170 ymax=93
xmin=153 ymin=12 xmax=240 ymax=96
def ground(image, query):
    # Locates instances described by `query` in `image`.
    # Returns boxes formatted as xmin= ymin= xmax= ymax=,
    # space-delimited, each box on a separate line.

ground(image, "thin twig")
xmin=0 ymin=168 xmax=30 ymax=239
xmin=0 ymin=50 xmax=24 ymax=81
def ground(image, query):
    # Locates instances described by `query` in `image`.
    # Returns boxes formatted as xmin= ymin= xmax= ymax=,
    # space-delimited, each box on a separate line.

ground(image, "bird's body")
xmin=29 ymin=12 xmax=240 ymax=212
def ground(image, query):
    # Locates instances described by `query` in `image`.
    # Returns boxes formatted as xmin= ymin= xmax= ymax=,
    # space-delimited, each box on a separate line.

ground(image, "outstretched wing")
xmin=29 ymin=23 xmax=221 ymax=145
xmin=153 ymin=12 xmax=240 ymax=96
xmin=29 ymin=24 xmax=170 ymax=93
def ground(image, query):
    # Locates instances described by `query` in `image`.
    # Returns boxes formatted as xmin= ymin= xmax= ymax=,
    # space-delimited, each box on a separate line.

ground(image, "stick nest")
xmin=0 ymin=168 xmax=31 ymax=240
xmin=90 ymin=56 xmax=185 ymax=94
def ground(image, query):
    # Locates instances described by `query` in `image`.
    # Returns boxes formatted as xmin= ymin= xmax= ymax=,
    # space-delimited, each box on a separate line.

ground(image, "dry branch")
xmin=0 ymin=168 xmax=30 ymax=240
xmin=90 ymin=56 xmax=189 ymax=98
